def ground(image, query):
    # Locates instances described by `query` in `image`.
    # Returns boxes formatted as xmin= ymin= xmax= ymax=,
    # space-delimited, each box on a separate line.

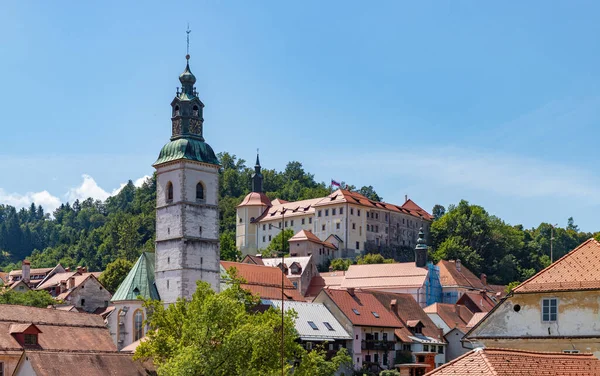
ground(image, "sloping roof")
xmin=21 ymin=350 xmax=154 ymax=376
xmin=369 ymin=291 xmax=444 ymax=343
xmin=0 ymin=304 xmax=116 ymax=352
xmin=0 ymin=272 xmax=8 ymax=284
xmin=263 ymin=300 xmax=351 ymax=341
xmin=424 ymin=347 xmax=600 ymax=376
xmin=321 ymin=288 xmax=403 ymax=328
xmin=456 ymin=292 xmax=496 ymax=312
xmin=341 ymin=263 xmax=428 ymax=289
xmin=466 ymin=312 xmax=487 ymax=329
xmin=314 ymin=189 xmax=433 ymax=221
xmin=36 ymin=271 xmax=79 ymax=290
xmin=288 ymin=230 xmax=336 ymax=249
xmin=513 ymin=238 xmax=600 ymax=293
xmin=237 ymin=192 xmax=272 ymax=208
xmin=257 ymin=197 xmax=324 ymax=222
xmin=9 ymin=267 xmax=54 ymax=277
xmin=436 ymin=260 xmax=486 ymax=290
xmin=112 ymin=252 xmax=159 ymax=302
xmin=261 ymin=256 xmax=313 ymax=277
xmin=424 ymin=303 xmax=474 ymax=334
xmin=241 ymin=255 xmax=265 ymax=265
xmin=220 ymin=261 xmax=305 ymax=301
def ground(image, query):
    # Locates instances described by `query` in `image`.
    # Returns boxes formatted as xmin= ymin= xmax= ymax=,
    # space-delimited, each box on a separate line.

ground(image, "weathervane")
xmin=186 ymin=23 xmax=191 ymax=59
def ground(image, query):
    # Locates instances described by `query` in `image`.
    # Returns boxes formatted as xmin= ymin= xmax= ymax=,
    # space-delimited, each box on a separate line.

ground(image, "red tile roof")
xmin=514 ymin=238 xmax=600 ymax=293
xmin=0 ymin=304 xmax=116 ymax=352
xmin=321 ymin=288 xmax=403 ymax=328
xmin=341 ymin=263 xmax=428 ymax=289
xmin=241 ymin=255 xmax=265 ymax=265
xmin=237 ymin=192 xmax=272 ymax=208
xmin=289 ymin=230 xmax=336 ymax=249
xmin=423 ymin=303 xmax=474 ymax=333
xmin=220 ymin=261 xmax=304 ymax=301
xmin=436 ymin=260 xmax=486 ymax=290
xmin=424 ymin=347 xmax=600 ymax=376
xmin=369 ymin=291 xmax=443 ymax=343
xmin=456 ymin=292 xmax=496 ymax=312
xmin=21 ymin=350 xmax=154 ymax=376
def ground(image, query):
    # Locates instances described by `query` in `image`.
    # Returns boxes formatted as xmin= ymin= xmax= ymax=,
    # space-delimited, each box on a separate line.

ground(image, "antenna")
xmin=186 ymin=23 xmax=192 ymax=59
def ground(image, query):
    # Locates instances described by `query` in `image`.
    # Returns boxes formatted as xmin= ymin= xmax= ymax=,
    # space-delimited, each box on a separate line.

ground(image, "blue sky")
xmin=1 ymin=1 xmax=599 ymax=232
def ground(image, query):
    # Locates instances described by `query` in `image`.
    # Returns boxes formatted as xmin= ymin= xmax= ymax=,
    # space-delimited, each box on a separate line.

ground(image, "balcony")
xmin=361 ymin=340 xmax=395 ymax=351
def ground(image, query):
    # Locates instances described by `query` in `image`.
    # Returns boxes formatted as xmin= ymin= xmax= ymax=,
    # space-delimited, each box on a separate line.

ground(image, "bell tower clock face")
xmin=172 ymin=119 xmax=182 ymax=135
xmin=189 ymin=119 xmax=202 ymax=135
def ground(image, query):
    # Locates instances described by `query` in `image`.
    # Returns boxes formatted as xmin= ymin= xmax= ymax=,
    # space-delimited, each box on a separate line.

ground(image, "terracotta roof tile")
xmin=241 ymin=255 xmax=265 ymax=265
xmin=23 ymin=350 xmax=154 ymax=376
xmin=220 ymin=261 xmax=305 ymax=301
xmin=514 ymin=238 xmax=600 ymax=293
xmin=341 ymin=263 xmax=428 ymax=289
xmin=437 ymin=260 xmax=486 ymax=290
xmin=257 ymin=197 xmax=323 ymax=222
xmin=456 ymin=292 xmax=496 ymax=312
xmin=289 ymin=230 xmax=336 ymax=249
xmin=466 ymin=312 xmax=487 ymax=329
xmin=322 ymin=289 xmax=403 ymax=328
xmin=424 ymin=303 xmax=473 ymax=333
xmin=237 ymin=192 xmax=272 ymax=208
xmin=424 ymin=347 xmax=600 ymax=376
xmin=369 ymin=291 xmax=444 ymax=343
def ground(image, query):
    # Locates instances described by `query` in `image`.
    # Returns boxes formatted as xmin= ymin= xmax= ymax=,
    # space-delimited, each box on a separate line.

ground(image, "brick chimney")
xmin=456 ymin=259 xmax=461 ymax=272
xmin=60 ymin=280 xmax=67 ymax=294
xmin=76 ymin=266 xmax=83 ymax=273
xmin=82 ymin=267 xmax=87 ymax=273
xmin=480 ymin=273 xmax=487 ymax=286
xmin=65 ymin=267 xmax=70 ymax=272
xmin=347 ymin=287 xmax=355 ymax=296
xmin=67 ymin=277 xmax=76 ymax=290
xmin=22 ymin=260 xmax=30 ymax=284
xmin=390 ymin=299 xmax=398 ymax=314
xmin=438 ymin=327 xmax=444 ymax=339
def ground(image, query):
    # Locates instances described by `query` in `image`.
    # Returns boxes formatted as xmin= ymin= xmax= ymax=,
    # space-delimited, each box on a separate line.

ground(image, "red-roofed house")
xmin=287 ymin=229 xmax=337 ymax=267
xmin=314 ymin=288 xmax=403 ymax=373
xmin=220 ymin=261 xmax=305 ymax=301
xmin=466 ymin=238 xmax=600 ymax=357
xmin=36 ymin=269 xmax=111 ymax=313
xmin=424 ymin=303 xmax=475 ymax=361
xmin=424 ymin=347 xmax=600 ymax=376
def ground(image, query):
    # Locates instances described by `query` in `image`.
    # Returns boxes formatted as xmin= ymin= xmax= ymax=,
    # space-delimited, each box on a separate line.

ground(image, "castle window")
xmin=302 ymin=218 xmax=305 ymax=225
xmin=263 ymin=236 xmax=266 ymax=242
xmin=336 ymin=223 xmax=340 ymax=229
xmin=263 ymin=224 xmax=266 ymax=231
xmin=196 ymin=182 xmax=204 ymax=201
xmin=332 ymin=208 xmax=336 ymax=215
xmin=322 ymin=224 xmax=325 ymax=231
xmin=166 ymin=182 xmax=173 ymax=202
xmin=269 ymin=235 xmax=272 ymax=241
xmin=352 ymin=223 xmax=356 ymax=230
xmin=340 ymin=208 xmax=343 ymax=215
xmin=309 ymin=218 xmax=312 ymax=224
xmin=193 ymin=105 xmax=199 ymax=117
xmin=133 ymin=309 xmax=144 ymax=341
xmin=291 ymin=220 xmax=294 ymax=226
xmin=325 ymin=209 xmax=329 ymax=216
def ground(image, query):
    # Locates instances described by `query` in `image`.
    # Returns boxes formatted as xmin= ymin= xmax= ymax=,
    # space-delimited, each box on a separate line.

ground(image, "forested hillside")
xmin=0 ymin=151 xmax=596 ymax=287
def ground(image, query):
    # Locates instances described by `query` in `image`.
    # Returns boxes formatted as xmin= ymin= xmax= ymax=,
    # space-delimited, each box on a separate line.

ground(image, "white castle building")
xmin=236 ymin=158 xmax=433 ymax=261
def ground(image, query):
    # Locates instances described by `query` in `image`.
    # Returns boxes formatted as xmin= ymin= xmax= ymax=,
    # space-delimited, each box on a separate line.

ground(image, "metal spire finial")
xmin=186 ymin=23 xmax=192 ymax=59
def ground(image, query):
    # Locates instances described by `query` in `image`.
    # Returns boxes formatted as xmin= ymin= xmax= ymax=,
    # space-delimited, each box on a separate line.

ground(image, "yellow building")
xmin=466 ymin=238 xmax=600 ymax=358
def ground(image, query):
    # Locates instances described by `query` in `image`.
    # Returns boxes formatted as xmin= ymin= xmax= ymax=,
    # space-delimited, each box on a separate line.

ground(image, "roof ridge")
xmin=514 ymin=238 xmax=598 ymax=292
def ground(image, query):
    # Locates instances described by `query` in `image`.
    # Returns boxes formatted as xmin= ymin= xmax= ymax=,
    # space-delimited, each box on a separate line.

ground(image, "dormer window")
xmin=24 ymin=334 xmax=37 ymax=345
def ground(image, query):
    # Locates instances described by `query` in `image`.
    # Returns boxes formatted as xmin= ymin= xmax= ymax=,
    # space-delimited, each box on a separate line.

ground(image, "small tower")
xmin=153 ymin=54 xmax=221 ymax=303
xmin=236 ymin=152 xmax=271 ymax=257
xmin=415 ymin=227 xmax=428 ymax=268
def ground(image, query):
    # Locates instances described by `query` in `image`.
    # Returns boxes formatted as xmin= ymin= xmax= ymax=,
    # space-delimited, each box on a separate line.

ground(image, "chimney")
xmin=82 ymin=267 xmax=87 ymax=273
xmin=22 ymin=260 xmax=31 ymax=284
xmin=480 ymin=273 xmax=487 ymax=286
xmin=456 ymin=259 xmax=461 ymax=272
xmin=405 ymin=195 xmax=408 ymax=203
xmin=328 ymin=265 xmax=334 ymax=272
xmin=65 ymin=267 xmax=70 ymax=272
xmin=60 ymin=280 xmax=67 ymax=294
xmin=390 ymin=299 xmax=398 ymax=315
xmin=347 ymin=287 xmax=355 ymax=296
xmin=67 ymin=277 xmax=76 ymax=290
xmin=76 ymin=266 xmax=83 ymax=273
xmin=438 ymin=327 xmax=444 ymax=339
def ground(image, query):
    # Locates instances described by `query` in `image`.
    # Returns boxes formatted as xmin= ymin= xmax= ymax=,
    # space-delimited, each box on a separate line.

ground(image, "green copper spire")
xmin=416 ymin=227 xmax=427 ymax=249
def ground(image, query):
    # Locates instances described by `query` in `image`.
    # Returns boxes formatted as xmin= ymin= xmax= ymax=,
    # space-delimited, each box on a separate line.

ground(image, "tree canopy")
xmin=0 ymin=289 xmax=57 ymax=308
xmin=135 ymin=270 xmax=350 ymax=376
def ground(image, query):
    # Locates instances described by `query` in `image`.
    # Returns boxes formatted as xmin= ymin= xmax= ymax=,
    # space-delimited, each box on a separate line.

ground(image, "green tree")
xmin=358 ymin=186 xmax=382 ymax=201
xmin=264 ymin=228 xmax=295 ymax=257
xmin=356 ymin=253 xmax=394 ymax=265
xmin=330 ymin=258 xmax=352 ymax=271
xmin=135 ymin=273 xmax=350 ymax=376
xmin=567 ymin=217 xmax=579 ymax=232
xmin=220 ymin=231 xmax=241 ymax=261
xmin=432 ymin=204 xmax=446 ymax=221
xmin=99 ymin=257 xmax=134 ymax=293
xmin=0 ymin=289 xmax=57 ymax=308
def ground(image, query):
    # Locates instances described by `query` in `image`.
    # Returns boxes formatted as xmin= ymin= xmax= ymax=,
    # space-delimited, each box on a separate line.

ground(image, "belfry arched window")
xmin=174 ymin=105 xmax=180 ymax=116
xmin=196 ymin=182 xmax=204 ymax=201
xmin=133 ymin=309 xmax=144 ymax=341
xmin=166 ymin=182 xmax=173 ymax=202
xmin=193 ymin=105 xmax=199 ymax=117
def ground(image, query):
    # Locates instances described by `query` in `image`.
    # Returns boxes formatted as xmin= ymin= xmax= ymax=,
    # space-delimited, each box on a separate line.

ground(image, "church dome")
xmin=153 ymin=138 xmax=219 ymax=166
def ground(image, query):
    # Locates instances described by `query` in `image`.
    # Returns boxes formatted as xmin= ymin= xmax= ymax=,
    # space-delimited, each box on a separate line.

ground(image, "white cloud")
xmin=328 ymin=147 xmax=600 ymax=203
xmin=110 ymin=175 xmax=152 ymax=196
xmin=66 ymin=174 xmax=111 ymax=202
xmin=0 ymin=189 xmax=61 ymax=214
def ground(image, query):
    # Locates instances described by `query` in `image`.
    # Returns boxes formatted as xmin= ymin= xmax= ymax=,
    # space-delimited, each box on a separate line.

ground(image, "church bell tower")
xmin=153 ymin=53 xmax=221 ymax=303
